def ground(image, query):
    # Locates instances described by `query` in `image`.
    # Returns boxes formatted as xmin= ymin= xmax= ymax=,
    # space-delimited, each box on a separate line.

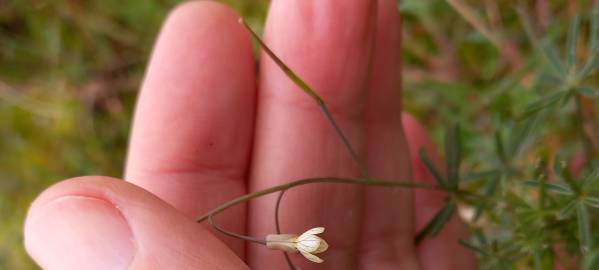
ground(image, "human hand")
xmin=24 ymin=1 xmax=477 ymax=269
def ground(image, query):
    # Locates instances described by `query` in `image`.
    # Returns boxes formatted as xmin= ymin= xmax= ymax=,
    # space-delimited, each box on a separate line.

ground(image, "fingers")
xmin=24 ymin=177 xmax=248 ymax=270
xmin=125 ymin=1 xmax=256 ymax=255
xmin=402 ymin=114 xmax=478 ymax=270
xmin=358 ymin=0 xmax=419 ymax=268
xmin=248 ymin=0 xmax=377 ymax=268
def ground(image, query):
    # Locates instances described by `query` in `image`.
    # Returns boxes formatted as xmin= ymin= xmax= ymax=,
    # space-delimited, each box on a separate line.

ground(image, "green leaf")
xmin=590 ymin=2 xmax=599 ymax=54
xmin=415 ymin=203 xmax=456 ymax=244
xmin=461 ymin=170 xmax=499 ymax=182
xmin=418 ymin=147 xmax=447 ymax=187
xmin=560 ymin=90 xmax=575 ymax=107
xmin=523 ymin=91 xmax=567 ymax=116
xmin=541 ymin=40 xmax=566 ymax=78
xmin=241 ymin=20 xmax=321 ymax=102
xmin=240 ymin=19 xmax=369 ymax=177
xmin=474 ymin=174 xmax=501 ymax=221
xmin=538 ymin=178 xmax=548 ymax=209
xmin=576 ymin=86 xmax=597 ymax=98
xmin=517 ymin=5 xmax=565 ymax=79
xmin=459 ymin=239 xmax=491 ymax=256
xmin=524 ymin=180 xmax=573 ymax=195
xmin=473 ymin=229 xmax=489 ymax=246
xmin=583 ymin=249 xmax=599 ymax=270
xmin=566 ymin=15 xmax=581 ymax=70
xmin=494 ymin=131 xmax=507 ymax=164
xmin=429 ymin=203 xmax=456 ymax=236
xmin=508 ymin=116 xmax=538 ymax=156
xmin=584 ymin=197 xmax=599 ymax=208
xmin=445 ymin=124 xmax=461 ymax=186
xmin=577 ymin=203 xmax=592 ymax=253
xmin=582 ymin=167 xmax=599 ymax=188
xmin=559 ymin=199 xmax=578 ymax=219
xmin=579 ymin=56 xmax=599 ymax=78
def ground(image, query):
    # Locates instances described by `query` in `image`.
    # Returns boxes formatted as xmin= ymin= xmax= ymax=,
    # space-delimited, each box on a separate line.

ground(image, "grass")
xmin=0 ymin=0 xmax=598 ymax=269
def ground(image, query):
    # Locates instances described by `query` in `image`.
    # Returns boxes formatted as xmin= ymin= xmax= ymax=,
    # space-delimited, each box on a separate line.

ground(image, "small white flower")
xmin=266 ymin=227 xmax=329 ymax=263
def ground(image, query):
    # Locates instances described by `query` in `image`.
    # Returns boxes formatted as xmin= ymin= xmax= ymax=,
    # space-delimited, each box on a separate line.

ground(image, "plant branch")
xmin=197 ymin=177 xmax=444 ymax=223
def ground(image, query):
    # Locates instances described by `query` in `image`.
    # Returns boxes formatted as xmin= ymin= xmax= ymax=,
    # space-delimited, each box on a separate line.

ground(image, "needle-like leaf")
xmin=584 ymin=197 xmax=599 ymax=208
xmin=590 ymin=2 xmax=599 ymax=54
xmin=445 ymin=124 xmax=461 ymax=187
xmin=582 ymin=167 xmax=599 ymax=188
xmin=583 ymin=250 xmax=599 ymax=270
xmin=558 ymin=199 xmax=579 ymax=219
xmin=575 ymin=86 xmax=597 ymax=98
xmin=494 ymin=131 xmax=507 ymax=164
xmin=239 ymin=19 xmax=369 ymax=177
xmin=508 ymin=115 xmax=538 ymax=156
xmin=523 ymin=180 xmax=573 ymax=196
xmin=459 ymin=239 xmax=491 ymax=257
xmin=577 ymin=203 xmax=592 ymax=253
xmin=419 ymin=147 xmax=447 ymax=187
xmin=566 ymin=15 xmax=581 ymax=71
xmin=523 ymin=91 xmax=567 ymax=117
xmin=414 ymin=202 xmax=456 ymax=244
xmin=541 ymin=40 xmax=567 ymax=78
xmin=578 ymin=56 xmax=599 ymax=78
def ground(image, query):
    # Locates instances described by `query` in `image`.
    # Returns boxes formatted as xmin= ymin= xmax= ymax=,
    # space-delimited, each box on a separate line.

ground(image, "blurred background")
xmin=1 ymin=0 xmax=597 ymax=268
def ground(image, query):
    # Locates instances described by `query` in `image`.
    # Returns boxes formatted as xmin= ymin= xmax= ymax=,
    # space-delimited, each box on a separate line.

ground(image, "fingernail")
xmin=25 ymin=196 xmax=135 ymax=270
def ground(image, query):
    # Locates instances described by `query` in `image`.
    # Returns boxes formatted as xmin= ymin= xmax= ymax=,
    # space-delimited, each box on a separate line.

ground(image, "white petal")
xmin=300 ymin=251 xmax=324 ymax=263
xmin=296 ymin=234 xmax=322 ymax=253
xmin=314 ymin=239 xmax=328 ymax=254
xmin=301 ymin=227 xmax=325 ymax=236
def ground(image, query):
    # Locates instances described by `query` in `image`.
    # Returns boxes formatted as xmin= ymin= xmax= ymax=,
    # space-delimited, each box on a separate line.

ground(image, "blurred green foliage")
xmin=0 ymin=0 xmax=598 ymax=269
xmin=0 ymin=0 xmax=266 ymax=268
xmin=399 ymin=0 xmax=599 ymax=269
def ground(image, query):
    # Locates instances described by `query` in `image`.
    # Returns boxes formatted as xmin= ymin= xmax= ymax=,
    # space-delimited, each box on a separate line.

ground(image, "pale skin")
xmin=23 ymin=1 xmax=478 ymax=269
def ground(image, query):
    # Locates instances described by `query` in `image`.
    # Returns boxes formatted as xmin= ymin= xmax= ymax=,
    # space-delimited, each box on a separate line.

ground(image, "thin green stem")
xmin=318 ymin=104 xmax=369 ymax=176
xmin=208 ymin=214 xmax=266 ymax=245
xmin=274 ymin=190 xmax=297 ymax=270
xmin=197 ymin=177 xmax=444 ymax=223
xmin=239 ymin=18 xmax=369 ymax=178
xmin=275 ymin=190 xmax=285 ymax=234
xmin=282 ymin=251 xmax=296 ymax=270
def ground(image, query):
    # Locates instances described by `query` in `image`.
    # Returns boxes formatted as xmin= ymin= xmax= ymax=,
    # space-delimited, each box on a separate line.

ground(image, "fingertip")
xmin=24 ymin=176 xmax=248 ymax=269
xmin=25 ymin=198 xmax=135 ymax=270
xmin=25 ymin=177 xmax=136 ymax=270
xmin=164 ymin=0 xmax=245 ymax=36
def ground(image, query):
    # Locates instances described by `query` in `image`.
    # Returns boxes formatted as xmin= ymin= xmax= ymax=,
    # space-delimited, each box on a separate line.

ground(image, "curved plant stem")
xmin=274 ymin=190 xmax=285 ymax=234
xmin=197 ymin=177 xmax=442 ymax=223
xmin=274 ymin=190 xmax=298 ymax=270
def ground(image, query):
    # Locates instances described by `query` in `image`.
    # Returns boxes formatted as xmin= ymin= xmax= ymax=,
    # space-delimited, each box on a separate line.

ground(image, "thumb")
xmin=24 ymin=176 xmax=248 ymax=270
